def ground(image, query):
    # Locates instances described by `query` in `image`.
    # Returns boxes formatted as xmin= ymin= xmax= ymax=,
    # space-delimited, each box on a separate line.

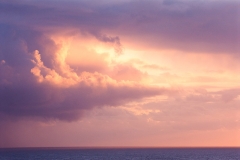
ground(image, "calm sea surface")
xmin=0 ymin=148 xmax=239 ymax=160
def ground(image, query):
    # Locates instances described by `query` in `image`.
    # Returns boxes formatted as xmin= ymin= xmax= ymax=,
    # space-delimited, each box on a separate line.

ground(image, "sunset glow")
xmin=0 ymin=0 xmax=239 ymax=148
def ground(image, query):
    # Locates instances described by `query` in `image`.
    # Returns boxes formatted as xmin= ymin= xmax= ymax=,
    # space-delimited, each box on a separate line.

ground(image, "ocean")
xmin=0 ymin=148 xmax=239 ymax=160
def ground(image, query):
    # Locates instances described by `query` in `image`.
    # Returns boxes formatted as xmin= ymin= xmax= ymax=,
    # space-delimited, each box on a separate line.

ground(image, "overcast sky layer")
xmin=0 ymin=0 xmax=240 ymax=147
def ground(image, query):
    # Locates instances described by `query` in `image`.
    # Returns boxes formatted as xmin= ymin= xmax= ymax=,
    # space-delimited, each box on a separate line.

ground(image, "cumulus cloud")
xmin=0 ymin=0 xmax=239 ymax=122
xmin=0 ymin=53 xmax=163 ymax=121
xmin=0 ymin=25 xmax=163 ymax=121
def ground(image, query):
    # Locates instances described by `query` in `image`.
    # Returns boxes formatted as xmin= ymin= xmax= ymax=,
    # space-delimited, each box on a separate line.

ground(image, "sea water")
xmin=0 ymin=148 xmax=239 ymax=160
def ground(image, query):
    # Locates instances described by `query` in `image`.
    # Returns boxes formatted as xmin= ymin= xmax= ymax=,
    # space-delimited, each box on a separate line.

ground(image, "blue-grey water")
xmin=0 ymin=148 xmax=239 ymax=160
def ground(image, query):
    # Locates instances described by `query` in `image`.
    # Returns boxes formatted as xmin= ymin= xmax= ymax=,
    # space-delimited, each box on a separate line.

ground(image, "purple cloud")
xmin=0 ymin=0 xmax=239 ymax=121
xmin=0 ymin=0 xmax=239 ymax=53
xmin=0 ymin=24 xmax=163 ymax=121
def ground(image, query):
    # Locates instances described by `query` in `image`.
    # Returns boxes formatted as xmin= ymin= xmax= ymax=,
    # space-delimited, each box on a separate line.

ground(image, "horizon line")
xmin=1 ymin=146 xmax=240 ymax=150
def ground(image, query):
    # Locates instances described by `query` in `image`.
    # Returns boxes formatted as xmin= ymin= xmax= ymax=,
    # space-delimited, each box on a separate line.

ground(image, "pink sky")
xmin=0 ymin=0 xmax=240 ymax=148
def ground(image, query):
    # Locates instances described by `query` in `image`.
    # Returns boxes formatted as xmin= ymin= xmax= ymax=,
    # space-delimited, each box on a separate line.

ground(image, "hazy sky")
xmin=0 ymin=0 xmax=240 ymax=148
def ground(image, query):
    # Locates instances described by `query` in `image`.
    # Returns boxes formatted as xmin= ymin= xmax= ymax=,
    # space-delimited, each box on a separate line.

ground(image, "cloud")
xmin=0 ymin=0 xmax=239 ymax=54
xmin=0 ymin=0 xmax=239 ymax=122
xmin=218 ymin=88 xmax=240 ymax=102
xmin=0 ymin=53 xmax=163 ymax=121
xmin=110 ymin=63 xmax=147 ymax=82
xmin=90 ymin=32 xmax=123 ymax=55
xmin=0 ymin=25 xmax=163 ymax=121
xmin=112 ymin=0 xmax=240 ymax=54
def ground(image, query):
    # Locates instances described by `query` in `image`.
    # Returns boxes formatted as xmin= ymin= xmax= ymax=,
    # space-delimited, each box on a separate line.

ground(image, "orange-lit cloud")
xmin=0 ymin=0 xmax=239 ymax=148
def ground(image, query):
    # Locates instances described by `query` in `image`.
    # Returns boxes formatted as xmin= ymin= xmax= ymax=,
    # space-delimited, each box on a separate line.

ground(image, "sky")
xmin=0 ymin=0 xmax=240 ymax=148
